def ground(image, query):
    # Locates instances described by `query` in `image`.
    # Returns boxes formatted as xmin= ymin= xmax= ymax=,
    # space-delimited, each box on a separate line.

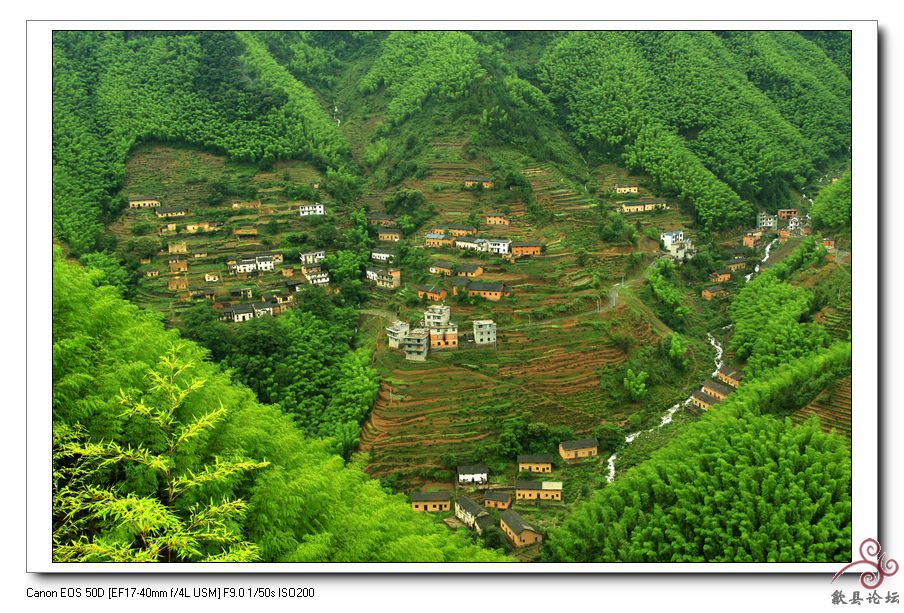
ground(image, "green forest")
xmin=51 ymin=29 xmax=854 ymax=563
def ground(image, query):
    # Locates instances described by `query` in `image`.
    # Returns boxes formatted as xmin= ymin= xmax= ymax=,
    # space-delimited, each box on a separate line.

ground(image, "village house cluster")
xmin=408 ymin=438 xmax=600 ymax=548
xmin=660 ymin=229 xmax=696 ymax=261
xmin=620 ymin=198 xmax=669 ymax=214
xmin=690 ymin=366 xmax=744 ymax=411
xmin=386 ymin=305 xmax=497 ymax=361
xmin=425 ymin=233 xmax=543 ymax=259
xmin=756 ymin=208 xmax=813 ymax=243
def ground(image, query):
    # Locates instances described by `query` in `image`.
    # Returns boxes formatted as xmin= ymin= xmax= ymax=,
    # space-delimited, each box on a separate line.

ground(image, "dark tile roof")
xmin=692 ymin=390 xmax=720 ymax=405
xmin=431 ymin=260 xmax=455 ymax=269
xmin=233 ymin=304 xmax=254 ymax=314
xmin=518 ymin=454 xmax=554 ymax=464
xmin=514 ymin=480 xmax=542 ymax=490
xmin=511 ymin=241 xmax=542 ymax=248
xmin=451 ymin=278 xmax=471 ymax=287
xmin=467 ymin=281 xmax=508 ymax=292
xmin=457 ymin=263 xmax=481 ymax=273
xmin=457 ymin=464 xmax=489 ymax=475
xmin=703 ymin=378 xmax=733 ymax=397
xmin=483 ymin=491 xmax=511 ymax=503
xmin=500 ymin=509 xmax=538 ymax=535
xmin=128 ymin=196 xmax=159 ymax=201
xmin=447 ymin=224 xmax=477 ymax=231
xmin=704 ymin=285 xmax=726 ymax=293
xmin=367 ymin=212 xmax=395 ymax=219
xmin=456 ymin=496 xmax=485 ymax=517
xmin=410 ymin=491 xmax=451 ymax=502
xmin=560 ymin=438 xmax=599 ymax=451
xmin=718 ymin=367 xmax=744 ymax=380
xmin=475 ymin=514 xmax=495 ymax=531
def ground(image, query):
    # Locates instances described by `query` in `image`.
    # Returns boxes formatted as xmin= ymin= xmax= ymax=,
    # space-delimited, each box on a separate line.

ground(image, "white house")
xmin=788 ymin=216 xmax=802 ymax=231
xmin=299 ymin=251 xmax=326 ymax=265
xmin=666 ymin=239 xmax=696 ymax=262
xmin=231 ymin=305 xmax=255 ymax=323
xmin=371 ymin=249 xmax=396 ymax=263
xmin=385 ymin=320 xmax=410 ymax=349
xmin=473 ymin=320 xmax=497 ymax=345
xmin=234 ymin=258 xmax=258 ymax=274
xmin=305 ymin=271 xmax=330 ymax=285
xmin=457 ymin=464 xmax=489 ymax=485
xmin=757 ymin=211 xmax=778 ymax=229
xmin=204 ymin=273 xmax=220 ymax=283
xmin=660 ymin=230 xmax=684 ymax=249
xmin=365 ymin=267 xmax=382 ymax=282
xmin=455 ymin=496 xmax=493 ymax=534
xmin=424 ymin=305 xmax=451 ymax=328
xmin=252 ymin=303 xmax=274 ymax=317
xmin=299 ymin=203 xmax=325 ymax=216
xmin=256 ymin=255 xmax=274 ymax=272
xmin=455 ymin=237 xmax=489 ymax=252
xmin=487 ymin=239 xmax=511 ymax=255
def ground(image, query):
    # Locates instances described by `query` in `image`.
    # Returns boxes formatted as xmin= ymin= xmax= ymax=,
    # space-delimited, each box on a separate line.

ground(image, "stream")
xmin=603 ymin=235 xmax=777 ymax=482
xmin=605 ymin=330 xmax=727 ymax=483
xmin=744 ymin=238 xmax=779 ymax=283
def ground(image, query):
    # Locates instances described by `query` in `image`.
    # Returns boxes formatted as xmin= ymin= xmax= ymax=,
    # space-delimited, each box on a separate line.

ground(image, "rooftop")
xmin=483 ymin=491 xmax=512 ymax=503
xmin=467 ymin=281 xmax=508 ymax=292
xmin=703 ymin=378 xmax=734 ymax=396
xmin=692 ymin=390 xmax=721 ymax=405
xmin=500 ymin=509 xmax=538 ymax=535
xmin=410 ymin=491 xmax=451 ymax=502
xmin=458 ymin=464 xmax=489 ymax=475
xmin=456 ymin=496 xmax=485 ymax=517
xmin=518 ymin=454 xmax=554 ymax=464
xmin=560 ymin=438 xmax=599 ymax=451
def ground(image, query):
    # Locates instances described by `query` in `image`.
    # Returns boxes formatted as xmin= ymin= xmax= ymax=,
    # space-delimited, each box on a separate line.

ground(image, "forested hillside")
xmin=54 ymin=30 xmax=852 ymax=252
xmin=53 ymin=31 xmax=351 ymax=253
xmin=542 ymin=344 xmax=851 ymax=562
xmin=52 ymin=249 xmax=509 ymax=562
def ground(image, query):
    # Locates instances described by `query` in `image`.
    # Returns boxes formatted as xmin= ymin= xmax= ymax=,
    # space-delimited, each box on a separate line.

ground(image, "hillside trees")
xmin=728 ymin=239 xmax=831 ymax=377
xmin=359 ymin=31 xmax=485 ymax=126
xmin=646 ymin=259 xmax=690 ymax=328
xmin=52 ymin=31 xmax=351 ymax=253
xmin=543 ymin=343 xmax=852 ymax=563
xmin=52 ymin=250 xmax=509 ymax=562
xmin=810 ymin=169 xmax=852 ymax=230
xmin=536 ymin=30 xmax=849 ymax=228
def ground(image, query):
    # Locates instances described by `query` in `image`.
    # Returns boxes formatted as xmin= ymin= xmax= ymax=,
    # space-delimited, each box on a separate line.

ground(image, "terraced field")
xmin=360 ymin=304 xmax=667 ymax=482
xmin=792 ymin=376 xmax=852 ymax=437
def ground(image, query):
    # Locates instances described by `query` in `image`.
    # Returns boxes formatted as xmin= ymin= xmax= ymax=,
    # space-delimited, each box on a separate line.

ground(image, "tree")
xmin=53 ymin=349 xmax=269 ymax=562
xmin=667 ymin=334 xmax=689 ymax=370
xmin=623 ymin=368 xmax=648 ymax=401
xmin=593 ymin=424 xmax=627 ymax=455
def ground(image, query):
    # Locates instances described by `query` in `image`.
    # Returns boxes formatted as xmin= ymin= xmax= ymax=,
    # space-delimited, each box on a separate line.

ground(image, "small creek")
xmin=605 ymin=329 xmax=727 ymax=483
